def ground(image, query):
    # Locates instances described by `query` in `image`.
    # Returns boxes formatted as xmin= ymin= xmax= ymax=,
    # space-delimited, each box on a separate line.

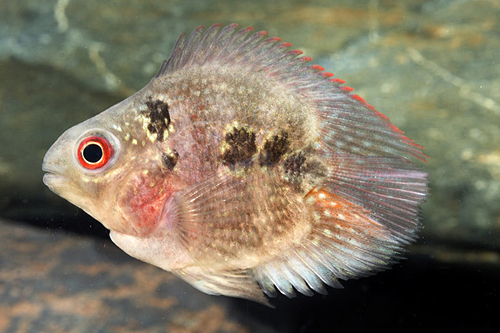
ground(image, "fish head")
xmin=42 ymin=93 xmax=175 ymax=236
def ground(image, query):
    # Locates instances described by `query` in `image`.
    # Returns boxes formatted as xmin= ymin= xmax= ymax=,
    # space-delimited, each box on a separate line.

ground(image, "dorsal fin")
xmin=155 ymin=23 xmax=325 ymax=79
xmin=154 ymin=23 xmax=426 ymax=163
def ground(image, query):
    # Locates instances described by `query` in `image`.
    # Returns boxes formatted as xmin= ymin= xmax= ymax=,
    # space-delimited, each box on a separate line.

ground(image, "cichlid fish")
xmin=42 ymin=23 xmax=427 ymax=305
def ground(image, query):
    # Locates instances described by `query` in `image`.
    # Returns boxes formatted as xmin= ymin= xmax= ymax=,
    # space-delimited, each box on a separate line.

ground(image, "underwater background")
xmin=1 ymin=0 xmax=499 ymax=331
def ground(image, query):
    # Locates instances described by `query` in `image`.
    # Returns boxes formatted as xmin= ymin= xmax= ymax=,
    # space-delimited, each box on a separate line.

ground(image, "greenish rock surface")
xmin=2 ymin=0 xmax=499 ymax=245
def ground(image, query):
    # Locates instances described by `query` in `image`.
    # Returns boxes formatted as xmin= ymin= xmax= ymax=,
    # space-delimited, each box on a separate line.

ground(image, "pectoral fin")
xmin=161 ymin=168 xmax=310 ymax=265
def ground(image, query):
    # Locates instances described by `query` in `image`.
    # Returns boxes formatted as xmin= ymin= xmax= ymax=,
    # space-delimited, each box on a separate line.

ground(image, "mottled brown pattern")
xmin=284 ymin=152 xmax=307 ymax=178
xmin=168 ymin=305 xmax=249 ymax=332
xmin=144 ymin=97 xmax=171 ymax=141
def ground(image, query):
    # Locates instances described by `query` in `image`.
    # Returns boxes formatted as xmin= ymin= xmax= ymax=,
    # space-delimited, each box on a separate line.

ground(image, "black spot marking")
xmin=259 ymin=132 xmax=290 ymax=166
xmin=144 ymin=97 xmax=171 ymax=141
xmin=222 ymin=127 xmax=257 ymax=166
xmin=162 ymin=150 xmax=179 ymax=170
xmin=284 ymin=152 xmax=306 ymax=177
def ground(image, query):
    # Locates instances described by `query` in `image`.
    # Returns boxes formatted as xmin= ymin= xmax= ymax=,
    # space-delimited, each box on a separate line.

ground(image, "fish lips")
xmin=42 ymin=157 xmax=69 ymax=194
xmin=42 ymin=172 xmax=65 ymax=190
xmin=42 ymin=164 xmax=85 ymax=207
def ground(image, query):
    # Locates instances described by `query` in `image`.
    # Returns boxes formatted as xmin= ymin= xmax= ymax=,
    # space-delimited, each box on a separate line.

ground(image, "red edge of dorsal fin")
xmin=266 ymin=36 xmax=281 ymax=42
xmin=321 ymin=72 xmax=334 ymax=78
xmin=351 ymin=94 xmax=426 ymax=154
xmin=226 ymin=23 xmax=239 ymax=30
xmin=371 ymin=110 xmax=405 ymax=134
xmin=255 ymin=30 xmax=269 ymax=38
xmin=280 ymin=42 xmax=293 ymax=48
xmin=310 ymin=64 xmax=324 ymax=71
xmin=341 ymin=86 xmax=354 ymax=93
xmin=351 ymin=94 xmax=367 ymax=105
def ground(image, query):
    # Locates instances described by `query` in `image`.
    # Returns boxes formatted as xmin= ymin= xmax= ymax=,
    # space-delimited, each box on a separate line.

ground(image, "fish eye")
xmin=77 ymin=136 xmax=114 ymax=170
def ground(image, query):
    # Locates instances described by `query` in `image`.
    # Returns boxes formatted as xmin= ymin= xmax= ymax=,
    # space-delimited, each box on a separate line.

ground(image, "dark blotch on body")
xmin=284 ymin=152 xmax=306 ymax=177
xmin=162 ymin=150 xmax=179 ymax=170
xmin=222 ymin=127 xmax=257 ymax=166
xmin=144 ymin=97 xmax=171 ymax=142
xmin=259 ymin=132 xmax=290 ymax=166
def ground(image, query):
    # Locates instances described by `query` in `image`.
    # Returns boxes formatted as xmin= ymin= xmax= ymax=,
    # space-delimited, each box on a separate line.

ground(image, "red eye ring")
xmin=77 ymin=136 xmax=114 ymax=170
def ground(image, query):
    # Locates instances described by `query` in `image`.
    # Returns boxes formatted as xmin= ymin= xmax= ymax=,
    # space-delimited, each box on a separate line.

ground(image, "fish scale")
xmin=42 ymin=23 xmax=428 ymax=306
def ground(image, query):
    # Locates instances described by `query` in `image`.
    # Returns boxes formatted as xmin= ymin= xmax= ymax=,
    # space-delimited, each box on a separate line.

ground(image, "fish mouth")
xmin=42 ymin=161 xmax=68 ymax=191
xmin=42 ymin=172 xmax=68 ymax=192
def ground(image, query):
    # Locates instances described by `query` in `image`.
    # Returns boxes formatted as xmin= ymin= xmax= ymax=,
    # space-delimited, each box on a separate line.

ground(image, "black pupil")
xmin=83 ymin=143 xmax=103 ymax=163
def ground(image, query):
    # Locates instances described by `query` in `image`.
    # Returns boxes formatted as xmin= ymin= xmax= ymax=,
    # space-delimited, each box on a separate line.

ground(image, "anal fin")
xmin=173 ymin=266 xmax=271 ymax=306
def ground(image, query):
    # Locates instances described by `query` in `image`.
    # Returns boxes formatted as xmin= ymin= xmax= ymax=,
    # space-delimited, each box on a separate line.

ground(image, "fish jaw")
xmin=42 ymin=125 xmax=92 ymax=207
xmin=42 ymin=128 xmax=73 ymax=191
xmin=42 ymin=172 xmax=69 ymax=196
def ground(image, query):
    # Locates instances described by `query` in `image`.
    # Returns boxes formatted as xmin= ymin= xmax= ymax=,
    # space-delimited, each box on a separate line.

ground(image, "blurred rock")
xmin=1 ymin=218 xmax=499 ymax=332
xmin=0 ymin=218 xmax=265 ymax=332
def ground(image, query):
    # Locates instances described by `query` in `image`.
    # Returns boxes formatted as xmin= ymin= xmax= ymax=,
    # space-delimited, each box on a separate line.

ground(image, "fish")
xmin=42 ymin=23 xmax=428 ymax=305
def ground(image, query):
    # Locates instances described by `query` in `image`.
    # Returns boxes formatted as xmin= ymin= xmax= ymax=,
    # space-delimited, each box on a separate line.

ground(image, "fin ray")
xmin=173 ymin=266 xmax=271 ymax=306
xmin=254 ymin=176 xmax=422 ymax=297
xmin=325 ymin=155 xmax=427 ymax=242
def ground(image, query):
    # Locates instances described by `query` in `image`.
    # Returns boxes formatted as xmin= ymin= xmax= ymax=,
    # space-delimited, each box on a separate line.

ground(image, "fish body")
xmin=42 ymin=24 xmax=427 ymax=305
